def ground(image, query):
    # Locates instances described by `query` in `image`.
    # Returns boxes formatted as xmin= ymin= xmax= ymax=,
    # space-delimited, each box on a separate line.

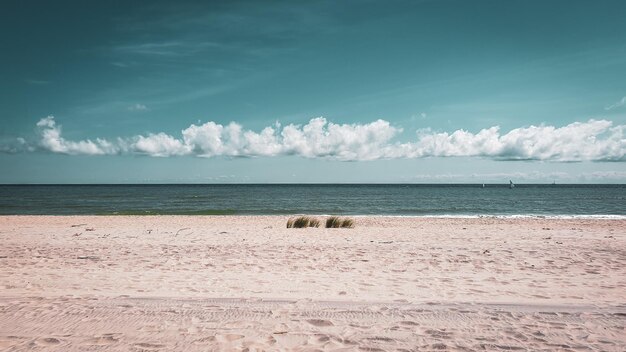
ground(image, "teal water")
xmin=0 ymin=184 xmax=624 ymax=216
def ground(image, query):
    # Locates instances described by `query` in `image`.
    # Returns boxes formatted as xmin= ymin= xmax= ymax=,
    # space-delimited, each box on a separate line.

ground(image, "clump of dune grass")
xmin=325 ymin=216 xmax=355 ymax=228
xmin=340 ymin=218 xmax=355 ymax=228
xmin=325 ymin=216 xmax=341 ymax=228
xmin=287 ymin=216 xmax=320 ymax=228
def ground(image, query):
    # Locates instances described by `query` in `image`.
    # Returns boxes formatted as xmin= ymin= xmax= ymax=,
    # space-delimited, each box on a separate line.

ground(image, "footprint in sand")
xmin=307 ymin=319 xmax=334 ymax=327
xmin=424 ymin=329 xmax=452 ymax=338
xmin=35 ymin=337 xmax=61 ymax=346
xmin=365 ymin=336 xmax=395 ymax=343
xmin=85 ymin=334 xmax=119 ymax=346
xmin=132 ymin=342 xmax=165 ymax=351
xmin=316 ymin=334 xmax=331 ymax=343
xmin=192 ymin=336 xmax=216 ymax=345
xmin=429 ymin=343 xmax=448 ymax=350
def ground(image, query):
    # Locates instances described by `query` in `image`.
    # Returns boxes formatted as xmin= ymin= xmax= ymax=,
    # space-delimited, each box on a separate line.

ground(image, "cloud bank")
xmin=27 ymin=116 xmax=626 ymax=162
xmin=408 ymin=171 xmax=626 ymax=182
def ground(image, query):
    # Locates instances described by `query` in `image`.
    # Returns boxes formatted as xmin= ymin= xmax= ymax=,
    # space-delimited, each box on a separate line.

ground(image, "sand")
xmin=0 ymin=215 xmax=624 ymax=351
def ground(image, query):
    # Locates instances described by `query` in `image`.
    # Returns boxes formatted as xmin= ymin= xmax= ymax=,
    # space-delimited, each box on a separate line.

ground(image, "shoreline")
xmin=1 ymin=215 xmax=624 ymax=350
xmin=2 ymin=213 xmax=625 ymax=219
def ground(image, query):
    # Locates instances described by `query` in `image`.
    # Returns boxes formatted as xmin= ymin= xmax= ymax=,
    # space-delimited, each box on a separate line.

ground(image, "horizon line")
xmin=1 ymin=182 xmax=624 ymax=186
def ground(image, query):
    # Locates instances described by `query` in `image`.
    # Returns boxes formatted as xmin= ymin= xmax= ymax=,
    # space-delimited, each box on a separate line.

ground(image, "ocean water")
xmin=0 ymin=184 xmax=624 ymax=217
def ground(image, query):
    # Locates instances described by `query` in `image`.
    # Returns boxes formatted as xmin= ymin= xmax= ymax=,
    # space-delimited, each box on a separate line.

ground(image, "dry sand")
xmin=0 ymin=215 xmax=624 ymax=351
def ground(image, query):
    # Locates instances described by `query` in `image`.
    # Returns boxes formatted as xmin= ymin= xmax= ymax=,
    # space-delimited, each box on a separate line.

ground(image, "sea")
xmin=0 ymin=184 xmax=624 ymax=217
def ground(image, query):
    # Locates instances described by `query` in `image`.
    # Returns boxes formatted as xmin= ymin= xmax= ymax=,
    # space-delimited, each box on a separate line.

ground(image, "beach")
xmin=0 ymin=215 xmax=624 ymax=351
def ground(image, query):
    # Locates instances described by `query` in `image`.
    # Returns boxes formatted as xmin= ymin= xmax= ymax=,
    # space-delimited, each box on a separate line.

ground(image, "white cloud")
xmin=128 ymin=103 xmax=148 ymax=111
xmin=0 ymin=137 xmax=33 ymax=153
xmin=605 ymin=96 xmax=626 ymax=110
xmin=132 ymin=133 xmax=188 ymax=157
xmin=30 ymin=116 xmax=626 ymax=162
xmin=280 ymin=118 xmax=399 ymax=160
xmin=36 ymin=116 xmax=120 ymax=155
xmin=393 ymin=120 xmax=625 ymax=161
xmin=128 ymin=117 xmax=398 ymax=160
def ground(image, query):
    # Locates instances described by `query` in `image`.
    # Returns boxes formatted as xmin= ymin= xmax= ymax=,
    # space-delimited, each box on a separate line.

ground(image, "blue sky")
xmin=1 ymin=0 xmax=625 ymax=183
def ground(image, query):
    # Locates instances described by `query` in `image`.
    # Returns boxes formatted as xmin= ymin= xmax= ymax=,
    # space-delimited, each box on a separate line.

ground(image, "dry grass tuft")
xmin=287 ymin=216 xmax=320 ymax=228
xmin=340 ymin=218 xmax=355 ymax=228
xmin=325 ymin=216 xmax=355 ymax=228
xmin=325 ymin=216 xmax=341 ymax=228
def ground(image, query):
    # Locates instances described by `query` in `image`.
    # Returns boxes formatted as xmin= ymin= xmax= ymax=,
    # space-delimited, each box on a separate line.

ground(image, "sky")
xmin=1 ymin=0 xmax=625 ymax=183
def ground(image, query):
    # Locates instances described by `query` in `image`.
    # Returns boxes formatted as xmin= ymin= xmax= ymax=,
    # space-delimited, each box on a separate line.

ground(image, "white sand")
xmin=0 ymin=215 xmax=624 ymax=351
